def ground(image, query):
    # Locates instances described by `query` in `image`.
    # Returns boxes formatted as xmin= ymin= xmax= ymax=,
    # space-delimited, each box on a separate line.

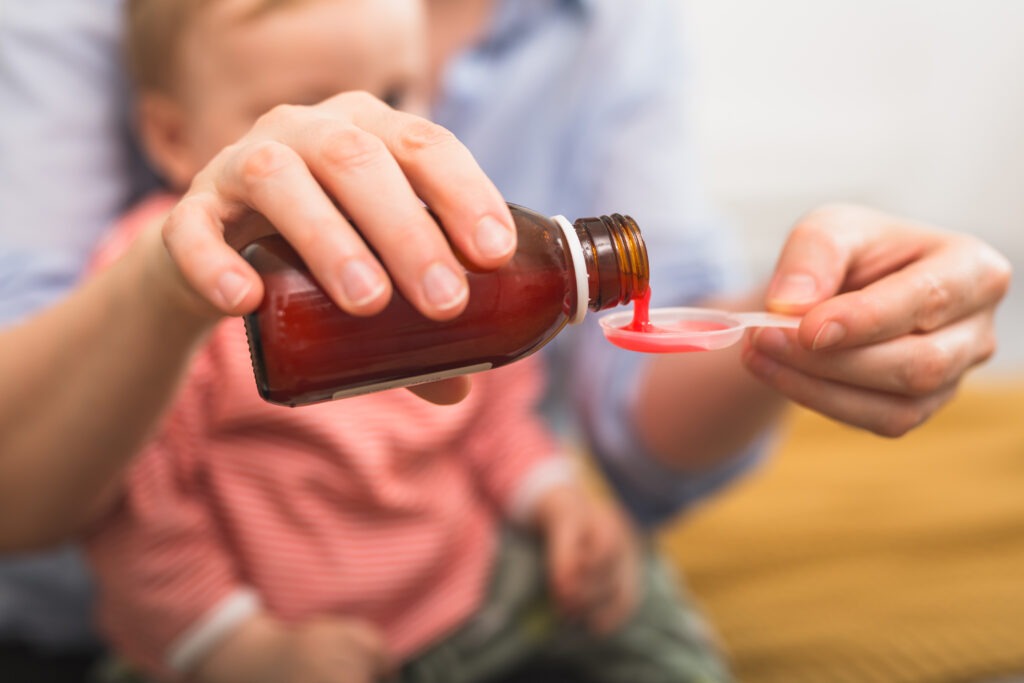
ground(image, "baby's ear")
xmin=136 ymin=92 xmax=194 ymax=191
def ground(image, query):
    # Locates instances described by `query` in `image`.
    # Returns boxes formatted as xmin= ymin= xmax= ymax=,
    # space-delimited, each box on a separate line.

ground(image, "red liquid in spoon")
xmin=605 ymin=289 xmax=731 ymax=353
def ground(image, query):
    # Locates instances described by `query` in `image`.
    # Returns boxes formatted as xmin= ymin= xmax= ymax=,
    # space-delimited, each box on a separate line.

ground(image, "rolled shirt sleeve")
xmin=0 ymin=0 xmax=147 ymax=652
xmin=434 ymin=0 xmax=770 ymax=526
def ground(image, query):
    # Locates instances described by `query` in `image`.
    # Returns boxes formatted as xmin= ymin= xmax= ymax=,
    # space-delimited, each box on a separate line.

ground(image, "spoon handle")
xmin=736 ymin=312 xmax=801 ymax=329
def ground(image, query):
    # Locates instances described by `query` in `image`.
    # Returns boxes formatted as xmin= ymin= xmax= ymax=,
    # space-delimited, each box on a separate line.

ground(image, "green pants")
xmin=399 ymin=530 xmax=733 ymax=683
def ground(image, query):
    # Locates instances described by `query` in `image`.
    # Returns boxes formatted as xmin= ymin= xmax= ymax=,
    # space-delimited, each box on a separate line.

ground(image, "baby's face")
xmin=172 ymin=0 xmax=426 ymax=179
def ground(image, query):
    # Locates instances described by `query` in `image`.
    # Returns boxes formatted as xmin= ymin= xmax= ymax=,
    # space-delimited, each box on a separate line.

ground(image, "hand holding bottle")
xmin=743 ymin=203 xmax=1012 ymax=436
xmin=146 ymin=91 xmax=517 ymax=325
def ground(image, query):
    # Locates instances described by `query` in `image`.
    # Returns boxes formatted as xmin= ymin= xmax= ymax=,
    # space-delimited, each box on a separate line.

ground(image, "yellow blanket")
xmin=659 ymin=378 xmax=1024 ymax=683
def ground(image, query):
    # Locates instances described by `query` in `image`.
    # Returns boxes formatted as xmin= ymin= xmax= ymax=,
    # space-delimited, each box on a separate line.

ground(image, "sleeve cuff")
xmin=506 ymin=456 xmax=578 ymax=525
xmin=166 ymin=588 xmax=262 ymax=674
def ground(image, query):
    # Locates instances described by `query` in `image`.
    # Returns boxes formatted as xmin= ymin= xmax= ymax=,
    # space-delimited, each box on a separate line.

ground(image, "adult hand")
xmin=152 ymin=90 xmax=516 ymax=323
xmin=743 ymin=204 xmax=1012 ymax=437
xmin=535 ymin=484 xmax=640 ymax=635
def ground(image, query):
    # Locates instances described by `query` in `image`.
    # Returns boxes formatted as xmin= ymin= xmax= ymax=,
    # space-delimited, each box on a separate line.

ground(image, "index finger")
xmin=330 ymin=92 xmax=517 ymax=271
xmin=765 ymin=204 xmax=1010 ymax=350
xmin=801 ymin=240 xmax=1010 ymax=350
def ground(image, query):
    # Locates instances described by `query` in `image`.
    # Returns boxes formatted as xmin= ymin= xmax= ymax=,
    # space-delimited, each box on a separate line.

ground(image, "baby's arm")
xmin=83 ymin=430 xmax=262 ymax=680
xmin=86 ymin=436 xmax=394 ymax=683
xmin=194 ymin=614 xmax=391 ymax=683
xmin=460 ymin=361 xmax=641 ymax=634
xmin=530 ymin=482 xmax=641 ymax=635
xmin=457 ymin=360 xmax=577 ymax=525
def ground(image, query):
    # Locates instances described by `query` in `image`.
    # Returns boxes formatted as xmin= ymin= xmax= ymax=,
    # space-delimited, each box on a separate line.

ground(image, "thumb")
xmin=765 ymin=206 xmax=861 ymax=316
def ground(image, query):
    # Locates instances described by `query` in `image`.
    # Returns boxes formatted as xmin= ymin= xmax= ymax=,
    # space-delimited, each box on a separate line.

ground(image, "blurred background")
xmin=682 ymin=0 xmax=1023 ymax=373
xmin=652 ymin=4 xmax=1024 ymax=682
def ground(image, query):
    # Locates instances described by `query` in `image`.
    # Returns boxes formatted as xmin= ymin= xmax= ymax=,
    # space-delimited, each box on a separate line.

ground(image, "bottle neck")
xmin=572 ymin=214 xmax=649 ymax=313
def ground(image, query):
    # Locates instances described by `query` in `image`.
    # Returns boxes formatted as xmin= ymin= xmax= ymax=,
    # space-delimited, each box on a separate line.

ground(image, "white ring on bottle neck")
xmin=552 ymin=215 xmax=588 ymax=325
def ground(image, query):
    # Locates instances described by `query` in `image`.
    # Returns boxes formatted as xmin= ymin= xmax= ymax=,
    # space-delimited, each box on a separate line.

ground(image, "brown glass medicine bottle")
xmin=241 ymin=204 xmax=649 ymax=406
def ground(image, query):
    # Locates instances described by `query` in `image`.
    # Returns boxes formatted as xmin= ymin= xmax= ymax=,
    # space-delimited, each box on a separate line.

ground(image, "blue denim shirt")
xmin=0 ymin=0 xmax=765 ymax=649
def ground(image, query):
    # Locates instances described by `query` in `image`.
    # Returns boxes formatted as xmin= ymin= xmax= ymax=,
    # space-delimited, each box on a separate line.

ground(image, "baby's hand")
xmin=278 ymin=618 xmax=394 ymax=683
xmin=194 ymin=614 xmax=393 ymax=683
xmin=533 ymin=484 xmax=640 ymax=635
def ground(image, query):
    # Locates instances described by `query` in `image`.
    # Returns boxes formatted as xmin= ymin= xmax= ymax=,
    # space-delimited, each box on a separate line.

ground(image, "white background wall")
xmin=680 ymin=1 xmax=1024 ymax=373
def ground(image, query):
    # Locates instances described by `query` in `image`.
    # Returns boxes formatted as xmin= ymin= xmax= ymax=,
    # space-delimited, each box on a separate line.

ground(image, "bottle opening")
xmin=573 ymin=214 xmax=650 ymax=311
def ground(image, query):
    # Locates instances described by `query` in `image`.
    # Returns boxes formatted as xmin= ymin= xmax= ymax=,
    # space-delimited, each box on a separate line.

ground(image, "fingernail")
xmin=769 ymin=274 xmax=819 ymax=306
xmin=217 ymin=270 xmax=252 ymax=309
xmin=812 ymin=321 xmax=847 ymax=350
xmin=422 ymin=262 xmax=468 ymax=311
xmin=474 ymin=215 xmax=515 ymax=259
xmin=753 ymin=327 xmax=789 ymax=355
xmin=339 ymin=259 xmax=386 ymax=307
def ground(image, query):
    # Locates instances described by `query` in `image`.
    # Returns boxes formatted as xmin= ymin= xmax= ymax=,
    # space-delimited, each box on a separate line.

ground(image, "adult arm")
xmin=0 ymin=92 xmax=518 ymax=551
xmin=635 ymin=208 xmax=1011 ymax=456
xmin=552 ymin=1 xmax=784 ymax=525
xmin=0 ymin=227 xmax=211 ymax=551
xmin=565 ymin=2 xmax=1008 ymax=522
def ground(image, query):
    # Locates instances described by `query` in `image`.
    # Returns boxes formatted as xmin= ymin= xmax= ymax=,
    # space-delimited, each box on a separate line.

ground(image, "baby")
xmin=85 ymin=1 xmax=730 ymax=682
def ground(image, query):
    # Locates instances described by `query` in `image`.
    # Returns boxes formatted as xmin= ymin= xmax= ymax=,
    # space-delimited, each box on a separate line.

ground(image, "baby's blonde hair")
xmin=125 ymin=0 xmax=310 ymax=93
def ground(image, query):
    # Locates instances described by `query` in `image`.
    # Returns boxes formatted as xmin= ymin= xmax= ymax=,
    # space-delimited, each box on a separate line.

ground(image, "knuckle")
xmin=900 ymin=340 xmax=953 ymax=395
xmin=393 ymin=117 xmax=457 ymax=157
xmin=339 ymin=89 xmax=380 ymax=108
xmin=914 ymin=272 xmax=954 ymax=332
xmin=318 ymin=126 xmax=386 ymax=173
xmin=256 ymin=103 xmax=303 ymax=128
xmin=239 ymin=141 xmax=297 ymax=187
xmin=162 ymin=195 xmax=206 ymax=243
xmin=877 ymin=403 xmax=928 ymax=438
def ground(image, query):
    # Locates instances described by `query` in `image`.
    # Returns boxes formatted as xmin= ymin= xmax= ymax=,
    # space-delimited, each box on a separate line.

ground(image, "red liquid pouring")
xmin=626 ymin=288 xmax=654 ymax=332
xmin=605 ymin=289 xmax=731 ymax=354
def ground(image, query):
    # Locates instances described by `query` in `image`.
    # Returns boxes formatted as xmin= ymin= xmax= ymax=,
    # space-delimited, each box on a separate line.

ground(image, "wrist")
xmin=532 ymin=481 xmax=589 ymax=534
xmin=507 ymin=458 xmax=580 ymax=527
xmin=192 ymin=611 xmax=290 ymax=683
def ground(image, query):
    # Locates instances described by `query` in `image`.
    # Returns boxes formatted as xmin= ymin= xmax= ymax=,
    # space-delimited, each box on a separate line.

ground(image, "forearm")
xmin=631 ymin=290 xmax=788 ymax=472
xmin=632 ymin=344 xmax=786 ymax=472
xmin=0 ymin=230 xmax=214 ymax=549
xmin=192 ymin=612 xmax=291 ymax=683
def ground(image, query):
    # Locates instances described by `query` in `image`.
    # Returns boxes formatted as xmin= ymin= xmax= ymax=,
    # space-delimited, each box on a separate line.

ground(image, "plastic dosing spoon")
xmin=599 ymin=307 xmax=801 ymax=353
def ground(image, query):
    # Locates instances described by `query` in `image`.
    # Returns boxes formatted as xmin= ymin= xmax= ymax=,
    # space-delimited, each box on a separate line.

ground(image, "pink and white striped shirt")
xmin=85 ymin=195 xmax=572 ymax=680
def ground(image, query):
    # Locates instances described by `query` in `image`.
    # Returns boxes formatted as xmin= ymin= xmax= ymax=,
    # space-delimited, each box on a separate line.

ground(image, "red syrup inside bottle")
xmin=242 ymin=205 xmax=649 ymax=406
